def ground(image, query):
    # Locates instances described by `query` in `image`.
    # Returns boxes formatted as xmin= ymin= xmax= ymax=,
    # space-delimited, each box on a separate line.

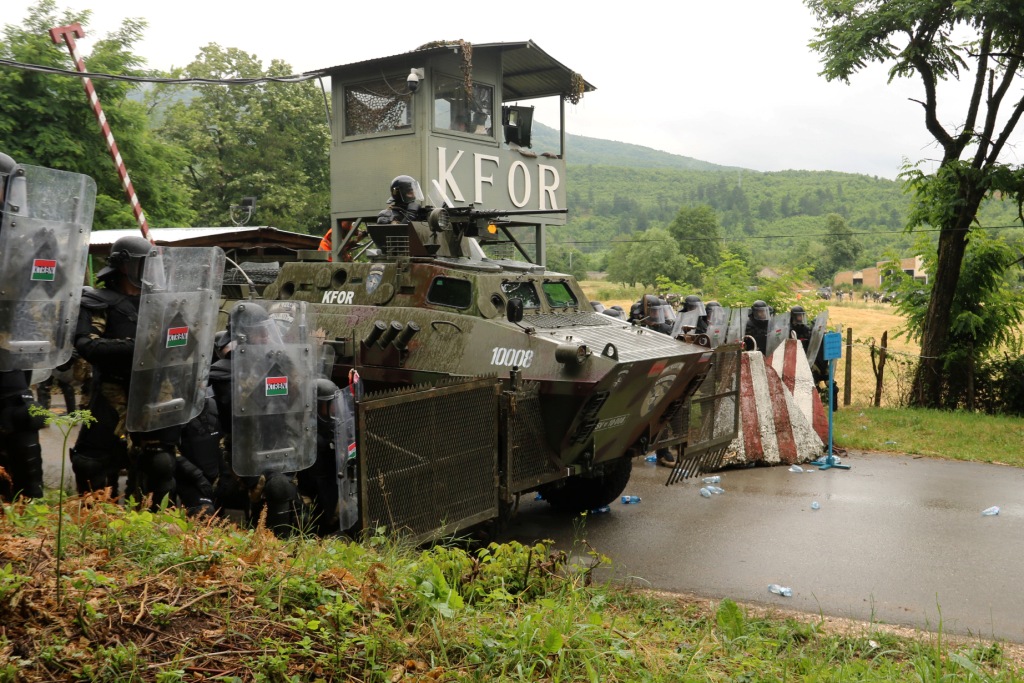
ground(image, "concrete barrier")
xmin=721 ymin=349 xmax=824 ymax=467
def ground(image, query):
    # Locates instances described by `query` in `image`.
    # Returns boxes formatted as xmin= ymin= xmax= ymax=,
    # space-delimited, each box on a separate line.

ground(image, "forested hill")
xmin=533 ymin=121 xmax=1022 ymax=274
xmin=532 ymin=121 xmax=739 ymax=171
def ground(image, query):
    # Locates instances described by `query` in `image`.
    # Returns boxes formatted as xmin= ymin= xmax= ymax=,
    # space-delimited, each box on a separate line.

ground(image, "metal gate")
xmin=357 ymin=377 xmax=501 ymax=543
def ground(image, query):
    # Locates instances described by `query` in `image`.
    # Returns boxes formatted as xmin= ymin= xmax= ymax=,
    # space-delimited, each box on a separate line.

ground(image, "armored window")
xmin=501 ymin=281 xmax=540 ymax=309
xmin=434 ymin=74 xmax=493 ymax=137
xmin=344 ymin=78 xmax=413 ymax=137
xmin=427 ymin=277 xmax=472 ymax=308
xmin=542 ymin=281 xmax=578 ymax=308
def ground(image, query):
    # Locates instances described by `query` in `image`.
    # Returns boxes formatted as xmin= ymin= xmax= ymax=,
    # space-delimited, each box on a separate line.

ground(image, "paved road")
xmin=503 ymin=450 xmax=1024 ymax=643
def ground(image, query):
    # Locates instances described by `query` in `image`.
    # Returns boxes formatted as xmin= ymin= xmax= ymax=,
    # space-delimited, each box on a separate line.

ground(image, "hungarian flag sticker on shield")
xmin=165 ymin=326 xmax=189 ymax=348
xmin=31 ymin=259 xmax=57 ymax=281
xmin=265 ymin=376 xmax=289 ymax=397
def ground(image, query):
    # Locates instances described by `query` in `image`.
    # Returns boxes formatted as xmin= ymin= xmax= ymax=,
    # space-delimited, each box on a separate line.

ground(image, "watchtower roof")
xmin=322 ymin=40 xmax=596 ymax=102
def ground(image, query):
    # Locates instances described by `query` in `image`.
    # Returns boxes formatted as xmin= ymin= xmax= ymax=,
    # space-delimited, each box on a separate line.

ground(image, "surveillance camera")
xmin=407 ymin=68 xmax=424 ymax=93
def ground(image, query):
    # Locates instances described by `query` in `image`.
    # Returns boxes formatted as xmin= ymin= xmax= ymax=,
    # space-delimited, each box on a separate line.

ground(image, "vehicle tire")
xmin=538 ymin=457 xmax=633 ymax=513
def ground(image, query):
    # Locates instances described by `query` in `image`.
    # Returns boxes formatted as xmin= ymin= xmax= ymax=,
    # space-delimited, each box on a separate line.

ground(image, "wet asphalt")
xmin=502 ymin=450 xmax=1024 ymax=643
xmin=38 ymin=421 xmax=1024 ymax=643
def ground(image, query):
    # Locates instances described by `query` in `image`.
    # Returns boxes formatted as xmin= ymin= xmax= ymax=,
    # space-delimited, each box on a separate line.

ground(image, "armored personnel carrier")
xmin=227 ymin=41 xmax=740 ymax=541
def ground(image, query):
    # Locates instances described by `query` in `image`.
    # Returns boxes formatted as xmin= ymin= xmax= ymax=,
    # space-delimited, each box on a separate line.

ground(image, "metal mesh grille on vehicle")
xmin=503 ymin=381 xmax=564 ymax=493
xmin=357 ymin=377 xmax=500 ymax=543
xmin=666 ymin=344 xmax=742 ymax=485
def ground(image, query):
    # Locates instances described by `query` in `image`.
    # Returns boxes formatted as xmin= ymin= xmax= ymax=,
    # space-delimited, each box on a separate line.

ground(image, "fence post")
xmin=844 ymin=327 xmax=853 ymax=407
xmin=872 ymin=330 xmax=888 ymax=407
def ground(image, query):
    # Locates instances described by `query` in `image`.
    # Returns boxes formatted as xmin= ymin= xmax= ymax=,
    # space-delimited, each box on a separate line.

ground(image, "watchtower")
xmin=324 ymin=40 xmax=594 ymax=263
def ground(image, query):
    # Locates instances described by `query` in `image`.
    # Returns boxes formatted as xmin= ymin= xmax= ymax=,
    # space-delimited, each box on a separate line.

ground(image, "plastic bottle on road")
xmin=982 ymin=506 xmax=1000 ymax=516
xmin=699 ymin=487 xmax=712 ymax=498
xmin=702 ymin=475 xmax=721 ymax=484
xmin=706 ymin=485 xmax=725 ymax=495
xmin=811 ymin=501 xmax=820 ymax=510
xmin=768 ymin=584 xmax=793 ymax=597
xmin=589 ymin=505 xmax=611 ymax=514
xmin=789 ymin=465 xmax=804 ymax=473
xmin=621 ymin=495 xmax=641 ymax=504
xmin=645 ymin=454 xmax=657 ymax=463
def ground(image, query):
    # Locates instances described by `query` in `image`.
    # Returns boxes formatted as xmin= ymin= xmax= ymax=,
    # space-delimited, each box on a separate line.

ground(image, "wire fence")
xmin=837 ymin=329 xmax=920 ymax=409
xmin=835 ymin=328 xmax=1024 ymax=414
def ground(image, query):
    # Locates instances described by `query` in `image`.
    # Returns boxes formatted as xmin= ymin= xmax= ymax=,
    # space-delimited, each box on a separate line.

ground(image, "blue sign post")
xmin=811 ymin=331 xmax=850 ymax=471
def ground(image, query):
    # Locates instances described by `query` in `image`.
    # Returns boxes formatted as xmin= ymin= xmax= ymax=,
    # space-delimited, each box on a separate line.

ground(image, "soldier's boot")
xmin=174 ymin=455 xmax=216 ymax=517
xmin=263 ymin=473 xmax=299 ymax=538
xmin=140 ymin=445 xmax=177 ymax=510
xmin=70 ymin=447 xmax=113 ymax=495
xmin=8 ymin=431 xmax=44 ymax=498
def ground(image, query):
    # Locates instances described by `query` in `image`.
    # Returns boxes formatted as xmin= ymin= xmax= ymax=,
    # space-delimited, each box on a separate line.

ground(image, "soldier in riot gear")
xmin=744 ymin=300 xmax=771 ymax=353
xmin=789 ymin=305 xmax=812 ymax=348
xmin=297 ymin=378 xmax=344 ymax=535
xmin=629 ymin=294 xmax=676 ymax=335
xmin=377 ymin=175 xmax=425 ymax=224
xmin=681 ymin=295 xmax=709 ymax=335
xmin=209 ymin=302 xmax=306 ymax=537
xmin=72 ymin=235 xmax=182 ymax=506
xmin=0 ymin=153 xmax=46 ymax=499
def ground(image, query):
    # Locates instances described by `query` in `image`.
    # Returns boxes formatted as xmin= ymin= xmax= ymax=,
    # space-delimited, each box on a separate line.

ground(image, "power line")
xmin=0 ymin=57 xmax=326 ymax=85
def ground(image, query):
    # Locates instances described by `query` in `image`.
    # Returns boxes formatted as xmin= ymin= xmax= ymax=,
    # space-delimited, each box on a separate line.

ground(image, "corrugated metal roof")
xmin=89 ymin=226 xmax=315 ymax=246
xmin=322 ymin=40 xmax=595 ymax=102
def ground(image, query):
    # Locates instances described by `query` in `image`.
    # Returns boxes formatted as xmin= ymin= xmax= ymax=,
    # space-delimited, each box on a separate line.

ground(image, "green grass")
xmin=835 ymin=406 xmax=1024 ymax=465
xmin=1 ymin=497 xmax=1022 ymax=681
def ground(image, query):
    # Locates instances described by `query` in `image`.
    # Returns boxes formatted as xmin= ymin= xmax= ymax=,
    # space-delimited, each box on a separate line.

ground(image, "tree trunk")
xmin=910 ymin=185 xmax=984 ymax=406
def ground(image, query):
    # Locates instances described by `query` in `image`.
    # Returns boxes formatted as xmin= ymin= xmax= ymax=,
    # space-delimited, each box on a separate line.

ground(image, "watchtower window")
xmin=344 ymin=78 xmax=413 ymax=137
xmin=542 ymin=281 xmax=578 ymax=308
xmin=434 ymin=75 xmax=493 ymax=136
xmin=501 ymin=281 xmax=540 ymax=309
xmin=427 ymin=277 xmax=472 ymax=309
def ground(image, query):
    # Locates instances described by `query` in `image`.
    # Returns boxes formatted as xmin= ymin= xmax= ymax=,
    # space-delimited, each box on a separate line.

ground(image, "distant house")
xmin=833 ymin=256 xmax=927 ymax=289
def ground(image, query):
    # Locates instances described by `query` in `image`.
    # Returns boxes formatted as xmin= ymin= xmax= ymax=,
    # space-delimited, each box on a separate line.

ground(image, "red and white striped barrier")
xmin=769 ymin=338 xmax=829 ymax=443
xmin=722 ymin=350 xmax=824 ymax=467
xmin=49 ymin=23 xmax=153 ymax=244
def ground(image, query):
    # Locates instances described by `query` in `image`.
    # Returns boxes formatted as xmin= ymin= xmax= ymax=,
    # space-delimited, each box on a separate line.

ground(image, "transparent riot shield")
xmin=764 ymin=312 xmax=792 ymax=359
xmin=126 ymin=247 xmax=226 ymax=432
xmin=0 ymin=164 xmax=95 ymax=371
xmin=724 ymin=307 xmax=747 ymax=345
xmin=706 ymin=306 xmax=730 ymax=348
xmin=670 ymin=311 xmax=701 ymax=339
xmin=806 ymin=311 xmax=829 ymax=364
xmin=232 ymin=300 xmax=317 ymax=476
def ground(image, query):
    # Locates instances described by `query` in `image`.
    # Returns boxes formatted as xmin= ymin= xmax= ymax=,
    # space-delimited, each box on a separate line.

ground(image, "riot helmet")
xmin=98 ymin=235 xmax=152 ymax=287
xmin=229 ymin=301 xmax=277 ymax=346
xmin=389 ymin=175 xmax=424 ymax=210
xmin=590 ymin=300 xmax=606 ymax=313
xmin=315 ymin=378 xmax=340 ymax=431
xmin=749 ymin=300 xmax=771 ymax=321
xmin=682 ymin=295 xmax=706 ymax=316
xmin=790 ymin=305 xmax=807 ymax=327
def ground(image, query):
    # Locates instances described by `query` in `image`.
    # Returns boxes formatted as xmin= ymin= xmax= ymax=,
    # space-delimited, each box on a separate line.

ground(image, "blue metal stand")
xmin=811 ymin=332 xmax=850 ymax=471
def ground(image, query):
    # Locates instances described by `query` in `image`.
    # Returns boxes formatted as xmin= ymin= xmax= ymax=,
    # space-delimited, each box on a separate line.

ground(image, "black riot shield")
xmin=231 ymin=300 xmax=317 ymax=477
xmin=0 ymin=164 xmax=95 ymax=371
xmin=126 ymin=247 xmax=226 ymax=432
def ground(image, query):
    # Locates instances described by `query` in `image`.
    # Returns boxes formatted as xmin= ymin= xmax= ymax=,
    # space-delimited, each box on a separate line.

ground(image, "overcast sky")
xmin=7 ymin=0 xmax=1008 ymax=180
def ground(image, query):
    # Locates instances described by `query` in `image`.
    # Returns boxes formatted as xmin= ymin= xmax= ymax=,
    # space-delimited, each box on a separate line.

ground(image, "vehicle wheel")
xmin=539 ymin=457 xmax=633 ymax=513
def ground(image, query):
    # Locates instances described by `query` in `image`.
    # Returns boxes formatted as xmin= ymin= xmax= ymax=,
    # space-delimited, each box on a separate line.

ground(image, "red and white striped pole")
xmin=49 ymin=23 xmax=154 ymax=244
